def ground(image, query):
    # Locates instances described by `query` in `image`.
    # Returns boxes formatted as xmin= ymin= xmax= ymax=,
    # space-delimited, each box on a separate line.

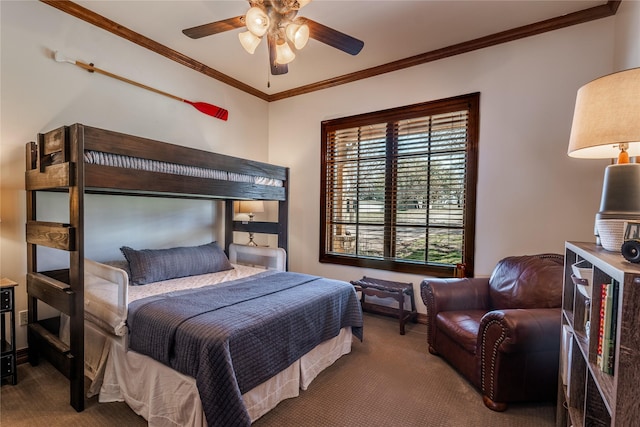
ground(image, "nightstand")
xmin=1 ymin=278 xmax=18 ymax=385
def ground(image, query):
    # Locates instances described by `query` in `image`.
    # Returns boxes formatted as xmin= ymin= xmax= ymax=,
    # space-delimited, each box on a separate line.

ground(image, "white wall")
xmin=0 ymin=1 xmax=269 ymax=349
xmin=268 ymin=18 xmax=622 ymax=301
xmin=35 ymin=193 xmax=222 ymax=269
xmin=614 ymin=0 xmax=640 ymax=70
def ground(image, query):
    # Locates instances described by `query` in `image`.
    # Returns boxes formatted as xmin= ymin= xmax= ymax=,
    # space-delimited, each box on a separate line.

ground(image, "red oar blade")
xmin=184 ymin=100 xmax=229 ymax=121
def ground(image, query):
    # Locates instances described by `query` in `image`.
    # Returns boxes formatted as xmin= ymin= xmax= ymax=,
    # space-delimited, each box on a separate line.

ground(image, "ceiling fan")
xmin=182 ymin=0 xmax=364 ymax=76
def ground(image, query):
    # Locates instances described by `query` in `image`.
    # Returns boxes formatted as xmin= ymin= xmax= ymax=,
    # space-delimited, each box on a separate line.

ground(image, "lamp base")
xmin=595 ymin=164 xmax=640 ymax=252
xmin=247 ymin=232 xmax=258 ymax=246
xmin=596 ymin=219 xmax=626 ymax=252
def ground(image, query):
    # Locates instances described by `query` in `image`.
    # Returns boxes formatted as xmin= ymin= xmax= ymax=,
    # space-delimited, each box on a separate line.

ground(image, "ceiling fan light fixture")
xmin=238 ymin=30 xmax=261 ymax=54
xmin=245 ymin=6 xmax=270 ymax=37
xmin=184 ymin=0 xmax=365 ymax=76
xmin=275 ymin=39 xmax=296 ymax=64
xmin=285 ymin=22 xmax=310 ymax=50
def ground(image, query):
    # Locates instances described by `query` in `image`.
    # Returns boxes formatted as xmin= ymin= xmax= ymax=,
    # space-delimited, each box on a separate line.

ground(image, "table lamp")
xmin=567 ymin=67 xmax=640 ymax=251
xmin=238 ymin=200 xmax=265 ymax=246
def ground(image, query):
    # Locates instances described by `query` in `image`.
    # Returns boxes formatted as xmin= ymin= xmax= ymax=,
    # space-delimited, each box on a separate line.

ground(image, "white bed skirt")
xmin=97 ymin=326 xmax=353 ymax=426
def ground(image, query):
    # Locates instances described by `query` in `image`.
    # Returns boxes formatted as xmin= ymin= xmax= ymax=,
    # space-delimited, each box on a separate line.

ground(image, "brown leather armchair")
xmin=420 ymin=254 xmax=563 ymax=411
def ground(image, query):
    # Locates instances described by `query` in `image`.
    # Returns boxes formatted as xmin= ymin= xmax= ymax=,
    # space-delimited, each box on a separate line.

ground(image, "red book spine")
xmin=596 ymin=283 xmax=607 ymax=370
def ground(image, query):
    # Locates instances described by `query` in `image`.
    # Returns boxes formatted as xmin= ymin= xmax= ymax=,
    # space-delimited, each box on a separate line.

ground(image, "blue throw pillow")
xmin=121 ymin=242 xmax=233 ymax=285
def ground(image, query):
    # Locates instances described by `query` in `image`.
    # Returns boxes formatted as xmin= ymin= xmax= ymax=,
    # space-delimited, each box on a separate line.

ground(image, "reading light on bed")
xmin=568 ymin=67 xmax=640 ymax=251
xmin=238 ymin=201 xmax=265 ymax=246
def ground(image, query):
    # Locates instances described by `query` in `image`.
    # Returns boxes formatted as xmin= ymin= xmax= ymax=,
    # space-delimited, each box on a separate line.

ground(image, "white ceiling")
xmin=73 ymin=0 xmax=608 ymax=96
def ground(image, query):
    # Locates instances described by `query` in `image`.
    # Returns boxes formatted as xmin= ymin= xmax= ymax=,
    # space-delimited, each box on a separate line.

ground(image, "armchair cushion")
xmin=437 ymin=311 xmax=485 ymax=353
xmin=489 ymin=254 xmax=564 ymax=310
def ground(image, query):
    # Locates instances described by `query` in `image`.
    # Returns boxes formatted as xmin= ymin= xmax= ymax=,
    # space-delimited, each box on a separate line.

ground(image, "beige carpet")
xmin=1 ymin=314 xmax=555 ymax=426
xmin=0 ymin=359 xmax=147 ymax=426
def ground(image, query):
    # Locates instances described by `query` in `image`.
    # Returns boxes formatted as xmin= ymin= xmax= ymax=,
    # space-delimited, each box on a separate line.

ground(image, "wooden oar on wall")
xmin=54 ymin=51 xmax=228 ymax=121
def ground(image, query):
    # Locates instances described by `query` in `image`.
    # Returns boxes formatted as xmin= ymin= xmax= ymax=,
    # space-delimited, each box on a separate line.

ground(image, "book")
xmin=601 ymin=281 xmax=613 ymax=373
xmin=603 ymin=280 xmax=619 ymax=375
xmin=561 ymin=324 xmax=573 ymax=386
xmin=596 ymin=283 xmax=607 ymax=370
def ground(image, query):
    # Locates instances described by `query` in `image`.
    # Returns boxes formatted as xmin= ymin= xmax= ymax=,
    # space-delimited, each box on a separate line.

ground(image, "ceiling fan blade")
xmin=182 ymin=16 xmax=245 ymax=39
xmin=303 ymin=18 xmax=364 ymax=56
xmin=267 ymin=33 xmax=288 ymax=75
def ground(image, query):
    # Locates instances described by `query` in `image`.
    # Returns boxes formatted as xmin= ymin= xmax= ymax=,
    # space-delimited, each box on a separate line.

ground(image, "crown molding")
xmin=41 ymin=0 xmax=621 ymax=102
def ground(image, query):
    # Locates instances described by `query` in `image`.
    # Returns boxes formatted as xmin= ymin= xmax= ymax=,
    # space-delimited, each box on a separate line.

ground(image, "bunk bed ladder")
xmin=25 ymin=126 xmax=86 ymax=412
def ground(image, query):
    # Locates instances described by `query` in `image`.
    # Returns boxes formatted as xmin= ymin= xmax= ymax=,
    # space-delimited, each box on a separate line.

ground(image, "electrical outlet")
xmin=19 ymin=310 xmax=28 ymax=326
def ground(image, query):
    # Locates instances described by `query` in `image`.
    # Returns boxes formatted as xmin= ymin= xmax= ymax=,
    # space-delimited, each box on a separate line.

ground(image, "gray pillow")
xmin=120 ymin=242 xmax=233 ymax=285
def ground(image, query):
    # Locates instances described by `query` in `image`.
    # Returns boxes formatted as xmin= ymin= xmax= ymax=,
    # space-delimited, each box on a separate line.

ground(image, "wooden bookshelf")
xmin=556 ymin=242 xmax=640 ymax=426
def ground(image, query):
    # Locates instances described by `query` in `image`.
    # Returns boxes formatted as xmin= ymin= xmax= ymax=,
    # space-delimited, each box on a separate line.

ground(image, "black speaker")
xmin=621 ymin=239 xmax=640 ymax=263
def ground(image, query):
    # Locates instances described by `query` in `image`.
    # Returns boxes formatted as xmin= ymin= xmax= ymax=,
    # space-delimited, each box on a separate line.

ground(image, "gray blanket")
xmin=127 ymin=271 xmax=363 ymax=426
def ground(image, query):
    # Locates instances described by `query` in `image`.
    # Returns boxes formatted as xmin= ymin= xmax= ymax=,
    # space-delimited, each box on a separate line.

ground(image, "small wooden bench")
xmin=350 ymin=276 xmax=417 ymax=335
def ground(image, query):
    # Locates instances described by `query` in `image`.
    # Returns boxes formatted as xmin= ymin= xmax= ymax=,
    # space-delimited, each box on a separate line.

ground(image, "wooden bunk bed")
xmin=25 ymin=123 xmax=290 ymax=413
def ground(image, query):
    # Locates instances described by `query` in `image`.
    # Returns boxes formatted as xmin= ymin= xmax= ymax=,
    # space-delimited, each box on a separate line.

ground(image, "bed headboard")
xmin=228 ymin=243 xmax=286 ymax=271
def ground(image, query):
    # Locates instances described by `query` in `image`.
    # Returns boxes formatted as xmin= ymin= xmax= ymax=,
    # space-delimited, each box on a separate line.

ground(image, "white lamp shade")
xmin=286 ymin=22 xmax=310 ymax=50
xmin=238 ymin=200 xmax=265 ymax=214
xmin=238 ymin=31 xmax=261 ymax=54
xmin=568 ymin=68 xmax=640 ymax=159
xmin=275 ymin=40 xmax=296 ymax=64
xmin=245 ymin=6 xmax=270 ymax=37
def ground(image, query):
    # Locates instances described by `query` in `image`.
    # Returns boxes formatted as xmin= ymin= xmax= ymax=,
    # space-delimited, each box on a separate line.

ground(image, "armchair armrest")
xmin=478 ymin=308 xmax=561 ymax=407
xmin=421 ymin=278 xmax=490 ymax=354
xmin=479 ymin=308 xmax=562 ymax=354
xmin=420 ymin=277 xmax=490 ymax=315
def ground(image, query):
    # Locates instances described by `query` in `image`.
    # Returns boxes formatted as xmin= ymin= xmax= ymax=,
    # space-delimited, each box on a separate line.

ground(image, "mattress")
xmin=61 ymin=260 xmax=275 ymax=344
xmin=84 ymin=150 xmax=283 ymax=187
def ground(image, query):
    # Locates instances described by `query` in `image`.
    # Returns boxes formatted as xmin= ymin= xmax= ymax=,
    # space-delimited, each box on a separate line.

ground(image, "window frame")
xmin=319 ymin=93 xmax=479 ymax=277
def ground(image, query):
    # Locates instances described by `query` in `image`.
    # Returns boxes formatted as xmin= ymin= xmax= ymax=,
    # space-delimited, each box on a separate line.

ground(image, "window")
xmin=320 ymin=93 xmax=479 ymax=277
